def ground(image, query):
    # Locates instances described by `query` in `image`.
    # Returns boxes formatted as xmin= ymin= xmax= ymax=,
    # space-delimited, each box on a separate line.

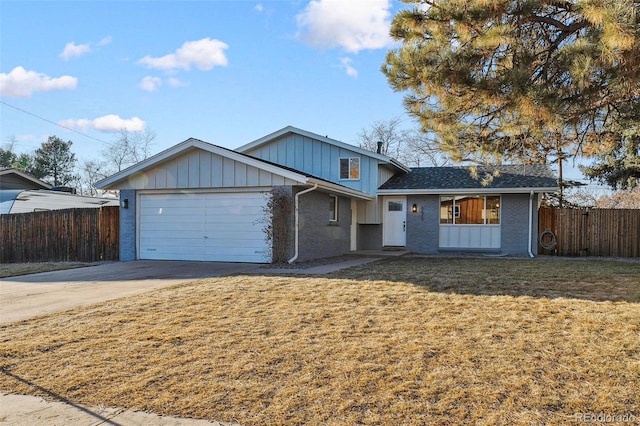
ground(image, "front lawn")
xmin=1 ymin=257 xmax=639 ymax=425
xmin=0 ymin=262 xmax=92 ymax=278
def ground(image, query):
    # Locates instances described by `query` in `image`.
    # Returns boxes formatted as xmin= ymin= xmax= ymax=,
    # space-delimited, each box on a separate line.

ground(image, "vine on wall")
xmin=261 ymin=186 xmax=293 ymax=263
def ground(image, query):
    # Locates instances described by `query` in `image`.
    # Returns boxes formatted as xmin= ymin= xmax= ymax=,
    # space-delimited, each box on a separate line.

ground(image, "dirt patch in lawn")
xmin=0 ymin=262 xmax=93 ymax=278
xmin=1 ymin=258 xmax=639 ymax=425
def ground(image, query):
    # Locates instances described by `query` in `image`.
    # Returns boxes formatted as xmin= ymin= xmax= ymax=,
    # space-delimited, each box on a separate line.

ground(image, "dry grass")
xmin=0 ymin=262 xmax=91 ymax=278
xmin=1 ymin=257 xmax=639 ymax=425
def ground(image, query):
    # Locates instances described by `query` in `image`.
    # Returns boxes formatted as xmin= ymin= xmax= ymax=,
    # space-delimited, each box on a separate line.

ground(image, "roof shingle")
xmin=379 ymin=165 xmax=558 ymax=190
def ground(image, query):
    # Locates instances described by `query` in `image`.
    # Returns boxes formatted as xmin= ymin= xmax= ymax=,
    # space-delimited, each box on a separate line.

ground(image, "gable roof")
xmin=378 ymin=165 xmax=559 ymax=194
xmin=236 ymin=125 xmax=410 ymax=173
xmin=95 ymin=138 xmax=374 ymax=200
xmin=0 ymin=168 xmax=52 ymax=190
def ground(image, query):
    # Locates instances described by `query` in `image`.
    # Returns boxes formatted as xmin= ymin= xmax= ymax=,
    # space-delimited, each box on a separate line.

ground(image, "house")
xmin=378 ymin=165 xmax=558 ymax=256
xmin=0 ymin=168 xmax=118 ymax=214
xmin=0 ymin=189 xmax=119 ymax=214
xmin=0 ymin=168 xmax=51 ymax=190
xmin=95 ymin=126 xmax=558 ymax=263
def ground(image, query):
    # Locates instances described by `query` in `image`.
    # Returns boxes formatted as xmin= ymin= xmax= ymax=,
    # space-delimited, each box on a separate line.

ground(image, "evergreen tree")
xmin=382 ymin=0 xmax=640 ymax=198
xmin=581 ymin=102 xmax=640 ymax=189
xmin=32 ymin=136 xmax=77 ymax=186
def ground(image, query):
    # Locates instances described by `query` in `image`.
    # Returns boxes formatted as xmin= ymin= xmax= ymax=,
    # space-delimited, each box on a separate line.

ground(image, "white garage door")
xmin=139 ymin=192 xmax=270 ymax=263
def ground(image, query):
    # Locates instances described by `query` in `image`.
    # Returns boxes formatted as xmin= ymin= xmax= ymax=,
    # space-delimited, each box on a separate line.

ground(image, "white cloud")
xmin=139 ymin=76 xmax=162 ymax=92
xmin=60 ymin=115 xmax=146 ymax=132
xmin=60 ymin=42 xmax=92 ymax=60
xmin=97 ymin=36 xmax=112 ymax=47
xmin=0 ymin=66 xmax=78 ymax=98
xmin=255 ymin=3 xmax=264 ymax=12
xmin=138 ymin=38 xmax=229 ymax=71
xmin=340 ymin=57 xmax=358 ymax=78
xmin=296 ymin=0 xmax=393 ymax=53
xmin=167 ymin=77 xmax=188 ymax=88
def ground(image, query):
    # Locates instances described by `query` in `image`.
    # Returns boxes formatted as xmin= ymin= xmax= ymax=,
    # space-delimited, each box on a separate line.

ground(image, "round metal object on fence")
xmin=539 ymin=229 xmax=557 ymax=250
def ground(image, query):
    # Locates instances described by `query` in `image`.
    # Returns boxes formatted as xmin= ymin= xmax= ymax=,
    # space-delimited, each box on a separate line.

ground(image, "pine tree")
xmin=32 ymin=136 xmax=77 ymax=186
xmin=382 ymin=0 xmax=640 ymax=193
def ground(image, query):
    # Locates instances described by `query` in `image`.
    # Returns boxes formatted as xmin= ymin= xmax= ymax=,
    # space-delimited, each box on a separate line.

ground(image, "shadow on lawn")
xmin=0 ymin=368 xmax=123 ymax=426
xmin=327 ymin=256 xmax=640 ymax=303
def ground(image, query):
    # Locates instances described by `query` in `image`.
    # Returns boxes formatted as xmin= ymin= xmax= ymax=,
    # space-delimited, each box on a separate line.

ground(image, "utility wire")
xmin=0 ymin=100 xmax=110 ymax=144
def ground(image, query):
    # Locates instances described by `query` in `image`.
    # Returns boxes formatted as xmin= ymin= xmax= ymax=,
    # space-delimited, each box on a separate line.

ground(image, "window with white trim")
xmin=339 ymin=157 xmax=360 ymax=180
xmin=329 ymin=195 xmax=338 ymax=222
xmin=440 ymin=195 xmax=500 ymax=224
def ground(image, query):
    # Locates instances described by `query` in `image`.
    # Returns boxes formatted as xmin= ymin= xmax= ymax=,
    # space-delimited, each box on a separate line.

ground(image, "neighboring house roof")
xmin=378 ymin=165 xmax=559 ymax=194
xmin=0 ymin=168 xmax=52 ymax=190
xmin=95 ymin=137 xmax=374 ymax=200
xmin=235 ymin=125 xmax=411 ymax=174
xmin=0 ymin=189 xmax=118 ymax=214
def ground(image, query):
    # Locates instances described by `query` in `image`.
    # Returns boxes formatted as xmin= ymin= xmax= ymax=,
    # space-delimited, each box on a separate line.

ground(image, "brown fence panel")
xmin=538 ymin=207 xmax=640 ymax=257
xmin=0 ymin=206 xmax=119 ymax=263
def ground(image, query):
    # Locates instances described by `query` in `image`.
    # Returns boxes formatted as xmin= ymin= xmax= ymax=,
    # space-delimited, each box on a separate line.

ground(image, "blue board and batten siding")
xmin=114 ymin=148 xmax=301 ymax=191
xmin=244 ymin=133 xmax=398 ymax=224
xmin=244 ymin=134 xmax=382 ymax=196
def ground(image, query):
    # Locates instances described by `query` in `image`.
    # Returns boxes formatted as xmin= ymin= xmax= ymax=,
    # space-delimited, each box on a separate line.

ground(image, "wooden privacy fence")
xmin=538 ymin=207 xmax=640 ymax=257
xmin=0 ymin=206 xmax=119 ymax=263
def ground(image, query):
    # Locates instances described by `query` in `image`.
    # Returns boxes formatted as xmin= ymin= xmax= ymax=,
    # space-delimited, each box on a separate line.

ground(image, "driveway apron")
xmin=0 ymin=261 xmax=260 ymax=324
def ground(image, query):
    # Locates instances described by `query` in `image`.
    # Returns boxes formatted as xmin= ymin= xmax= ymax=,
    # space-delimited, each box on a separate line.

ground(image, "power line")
xmin=0 ymin=100 xmax=111 ymax=144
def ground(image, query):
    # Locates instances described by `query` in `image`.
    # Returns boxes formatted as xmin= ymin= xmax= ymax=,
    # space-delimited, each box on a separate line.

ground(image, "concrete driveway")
xmin=0 ymin=261 xmax=261 ymax=324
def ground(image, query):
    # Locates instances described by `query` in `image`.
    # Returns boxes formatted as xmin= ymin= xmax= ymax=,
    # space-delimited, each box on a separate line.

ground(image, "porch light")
xmin=121 ymin=198 xmax=129 ymax=209
xmin=412 ymin=203 xmax=418 ymax=213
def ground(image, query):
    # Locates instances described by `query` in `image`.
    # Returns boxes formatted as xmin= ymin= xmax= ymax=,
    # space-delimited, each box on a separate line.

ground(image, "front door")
xmin=383 ymin=196 xmax=406 ymax=246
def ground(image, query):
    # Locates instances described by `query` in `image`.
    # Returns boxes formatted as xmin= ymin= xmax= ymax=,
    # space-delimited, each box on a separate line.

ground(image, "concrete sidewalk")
xmin=0 ymin=392 xmax=237 ymax=425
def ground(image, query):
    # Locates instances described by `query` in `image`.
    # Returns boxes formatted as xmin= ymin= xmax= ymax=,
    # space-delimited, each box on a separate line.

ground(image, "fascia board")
xmin=236 ymin=126 xmax=410 ymax=171
xmin=308 ymin=178 xmax=375 ymax=201
xmin=96 ymin=138 xmax=309 ymax=189
xmin=377 ymin=187 xmax=560 ymax=195
xmin=0 ymin=169 xmax=52 ymax=189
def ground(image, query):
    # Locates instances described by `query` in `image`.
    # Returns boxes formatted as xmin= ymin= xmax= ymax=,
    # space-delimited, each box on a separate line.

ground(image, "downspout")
xmin=288 ymin=183 xmax=318 ymax=264
xmin=528 ymin=190 xmax=535 ymax=258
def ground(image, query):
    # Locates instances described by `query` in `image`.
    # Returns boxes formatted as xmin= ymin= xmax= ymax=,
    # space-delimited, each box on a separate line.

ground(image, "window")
xmin=340 ymin=157 xmax=360 ymax=180
xmin=329 ymin=195 xmax=338 ymax=222
xmin=439 ymin=195 xmax=500 ymax=225
xmin=388 ymin=201 xmax=403 ymax=212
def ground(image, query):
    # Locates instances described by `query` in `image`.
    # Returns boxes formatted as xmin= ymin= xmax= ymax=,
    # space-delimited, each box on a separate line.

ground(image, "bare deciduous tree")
xmin=357 ymin=118 xmax=449 ymax=167
xmin=75 ymin=159 xmax=109 ymax=196
xmin=102 ymin=128 xmax=156 ymax=172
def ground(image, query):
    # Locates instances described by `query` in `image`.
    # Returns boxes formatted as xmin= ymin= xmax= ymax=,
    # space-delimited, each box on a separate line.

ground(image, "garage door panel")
xmin=205 ymin=231 xmax=266 ymax=240
xmin=139 ymin=222 xmax=204 ymax=232
xmin=204 ymin=216 xmax=265 ymax=226
xmin=205 ymin=239 xmax=265 ymax=248
xmin=140 ymin=206 xmax=203 ymax=216
xmin=141 ymin=232 xmax=207 ymax=241
xmin=139 ymin=192 xmax=270 ymax=263
xmin=205 ymin=245 xmax=267 ymax=254
xmin=142 ymin=251 xmax=205 ymax=261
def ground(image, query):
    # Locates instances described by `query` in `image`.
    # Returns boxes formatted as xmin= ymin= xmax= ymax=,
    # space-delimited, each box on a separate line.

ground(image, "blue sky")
xmin=2 ymin=0 xmax=597 ymax=185
xmin=1 ymin=0 xmax=411 ymax=161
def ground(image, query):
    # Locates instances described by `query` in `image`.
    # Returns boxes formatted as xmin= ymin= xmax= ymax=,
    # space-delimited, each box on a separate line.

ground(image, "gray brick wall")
xmin=119 ymin=189 xmax=136 ymax=261
xmin=502 ymin=193 xmax=541 ymax=256
xmin=296 ymin=189 xmax=351 ymax=261
xmin=501 ymin=193 xmax=534 ymax=256
xmin=404 ymin=193 xmax=537 ymax=256
xmin=406 ymin=195 xmax=440 ymax=254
